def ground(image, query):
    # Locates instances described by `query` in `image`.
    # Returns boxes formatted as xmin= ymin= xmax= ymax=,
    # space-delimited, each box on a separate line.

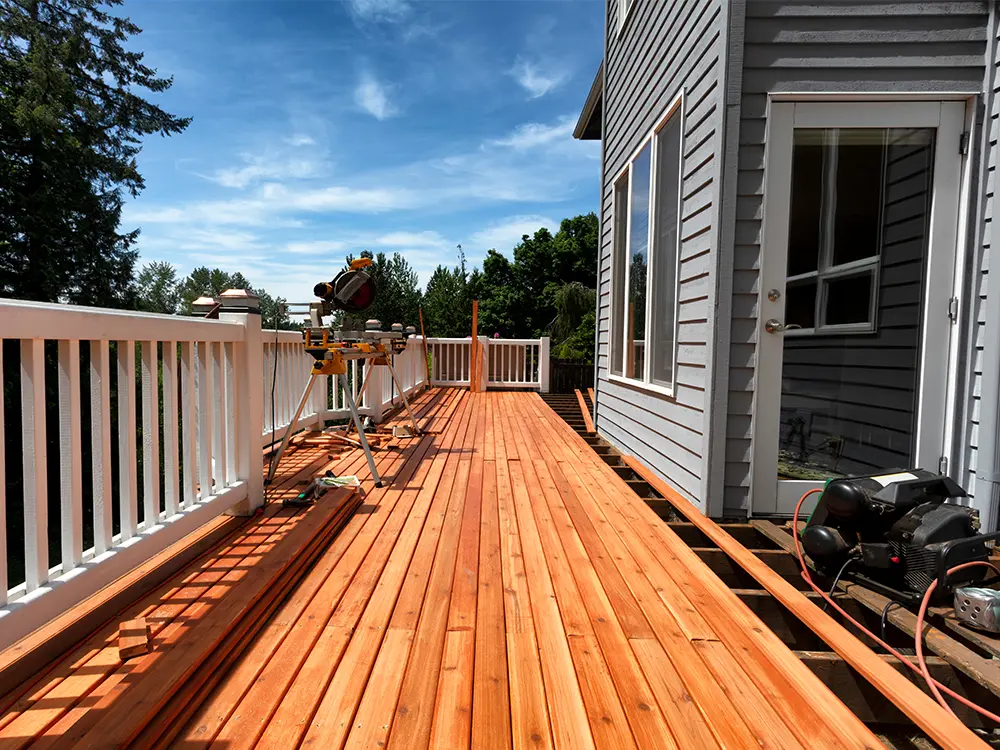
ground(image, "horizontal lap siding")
xmin=966 ymin=12 xmax=1000 ymax=502
xmin=726 ymin=1 xmax=989 ymax=514
xmin=597 ymin=0 xmax=724 ymax=508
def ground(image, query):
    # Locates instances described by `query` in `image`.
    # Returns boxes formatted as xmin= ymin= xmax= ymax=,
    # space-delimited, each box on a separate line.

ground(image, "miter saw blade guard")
xmin=314 ymin=261 xmax=377 ymax=312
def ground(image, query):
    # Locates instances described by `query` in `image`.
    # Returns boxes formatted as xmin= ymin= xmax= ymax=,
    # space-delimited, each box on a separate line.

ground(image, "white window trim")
xmin=609 ymin=90 xmax=685 ymax=396
xmin=617 ymin=0 xmax=637 ymax=35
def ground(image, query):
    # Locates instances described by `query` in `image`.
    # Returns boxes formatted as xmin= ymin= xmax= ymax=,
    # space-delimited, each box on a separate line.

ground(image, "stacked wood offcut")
xmin=0 ymin=437 xmax=370 ymax=748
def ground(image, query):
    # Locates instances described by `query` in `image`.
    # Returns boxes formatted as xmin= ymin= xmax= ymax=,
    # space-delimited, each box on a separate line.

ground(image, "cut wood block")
xmin=118 ymin=618 xmax=150 ymax=661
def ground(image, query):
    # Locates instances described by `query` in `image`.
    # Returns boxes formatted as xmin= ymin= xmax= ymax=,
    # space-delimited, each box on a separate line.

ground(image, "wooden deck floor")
xmin=0 ymin=387 xmax=895 ymax=749
xmin=159 ymin=387 xmax=882 ymax=750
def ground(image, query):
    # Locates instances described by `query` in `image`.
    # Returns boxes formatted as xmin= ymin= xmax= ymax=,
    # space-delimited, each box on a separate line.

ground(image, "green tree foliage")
xmin=0 ymin=0 xmax=190 ymax=306
xmin=176 ymin=266 xmax=294 ymax=329
xmin=342 ymin=250 xmax=422 ymax=330
xmin=134 ymin=260 xmax=179 ymax=314
xmin=421 ymin=264 xmax=469 ymax=337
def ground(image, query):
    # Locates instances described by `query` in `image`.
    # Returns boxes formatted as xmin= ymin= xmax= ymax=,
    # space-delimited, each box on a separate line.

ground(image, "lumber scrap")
xmin=37 ymin=489 xmax=361 ymax=749
xmin=0 ymin=513 xmax=245 ymax=711
xmin=117 ymin=618 xmax=150 ymax=661
xmin=624 ymin=455 xmax=990 ymax=750
xmin=574 ymin=389 xmax=595 ymax=433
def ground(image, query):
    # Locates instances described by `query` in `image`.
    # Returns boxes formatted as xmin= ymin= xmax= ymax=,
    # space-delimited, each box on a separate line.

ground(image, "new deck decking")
xmin=176 ymin=388 xmax=882 ymax=750
xmin=1 ymin=387 xmax=892 ymax=749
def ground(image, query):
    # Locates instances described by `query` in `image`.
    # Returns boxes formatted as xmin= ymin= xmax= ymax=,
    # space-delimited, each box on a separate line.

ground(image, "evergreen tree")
xmin=134 ymin=260 xmax=179 ymax=314
xmin=177 ymin=266 xmax=293 ymax=329
xmin=0 ymin=0 xmax=190 ymax=306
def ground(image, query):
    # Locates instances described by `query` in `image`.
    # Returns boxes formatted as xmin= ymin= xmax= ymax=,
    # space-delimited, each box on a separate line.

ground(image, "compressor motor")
xmin=800 ymin=470 xmax=998 ymax=601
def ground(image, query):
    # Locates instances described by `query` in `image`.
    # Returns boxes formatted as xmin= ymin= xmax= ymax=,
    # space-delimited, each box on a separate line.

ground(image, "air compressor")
xmin=800 ymin=470 xmax=999 ymax=602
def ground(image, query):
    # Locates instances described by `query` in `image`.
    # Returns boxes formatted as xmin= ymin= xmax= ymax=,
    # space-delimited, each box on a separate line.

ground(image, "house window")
xmin=785 ymin=129 xmax=887 ymax=334
xmin=610 ymin=95 xmax=683 ymax=391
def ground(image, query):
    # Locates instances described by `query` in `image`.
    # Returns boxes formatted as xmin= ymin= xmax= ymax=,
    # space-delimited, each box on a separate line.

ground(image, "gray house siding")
xmin=964 ymin=8 xmax=1000 ymax=505
xmin=722 ymin=1 xmax=990 ymax=515
xmin=596 ymin=0 xmax=725 ymax=507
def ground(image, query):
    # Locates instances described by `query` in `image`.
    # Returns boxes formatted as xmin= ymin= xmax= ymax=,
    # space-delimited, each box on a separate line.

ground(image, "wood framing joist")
xmin=752 ymin=518 xmax=1000 ymax=703
xmin=623 ymin=454 xmax=991 ymax=750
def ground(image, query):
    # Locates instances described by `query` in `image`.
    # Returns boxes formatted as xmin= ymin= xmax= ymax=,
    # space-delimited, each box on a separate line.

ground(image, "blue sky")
xmin=122 ymin=0 xmax=604 ymax=302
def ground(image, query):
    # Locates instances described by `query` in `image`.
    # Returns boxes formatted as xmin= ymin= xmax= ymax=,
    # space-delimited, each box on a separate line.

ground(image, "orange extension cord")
xmin=793 ymin=488 xmax=1000 ymax=723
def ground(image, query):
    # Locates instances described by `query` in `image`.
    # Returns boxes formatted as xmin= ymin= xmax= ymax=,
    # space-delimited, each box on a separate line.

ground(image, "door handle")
xmin=764 ymin=319 xmax=802 ymax=334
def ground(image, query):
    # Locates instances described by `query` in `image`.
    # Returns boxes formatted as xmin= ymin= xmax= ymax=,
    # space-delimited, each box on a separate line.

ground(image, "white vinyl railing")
xmin=427 ymin=337 xmax=549 ymax=391
xmin=0 ymin=299 xmax=263 ymax=650
xmin=0 ymin=297 xmax=542 ymax=649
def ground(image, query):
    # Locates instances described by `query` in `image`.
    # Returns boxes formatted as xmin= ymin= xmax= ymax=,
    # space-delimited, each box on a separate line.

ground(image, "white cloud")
xmin=284 ymin=240 xmax=348 ymax=255
xmin=211 ymin=154 xmax=324 ymax=189
xmin=469 ymin=215 xmax=558 ymax=252
xmin=354 ymin=71 xmax=398 ymax=120
xmin=348 ymin=0 xmax=410 ymax=23
xmin=510 ymin=58 xmax=569 ymax=99
xmin=284 ymin=134 xmax=316 ymax=147
xmin=490 ymin=117 xmax=577 ymax=150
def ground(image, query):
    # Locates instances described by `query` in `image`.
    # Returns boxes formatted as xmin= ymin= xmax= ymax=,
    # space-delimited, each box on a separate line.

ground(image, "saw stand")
xmin=265 ymin=329 xmax=421 ymax=490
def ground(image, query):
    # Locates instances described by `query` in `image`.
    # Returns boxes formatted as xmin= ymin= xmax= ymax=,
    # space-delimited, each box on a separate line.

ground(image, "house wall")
xmin=595 ymin=0 xmax=726 ymax=508
xmin=965 ymin=6 xmax=1000 ymax=508
xmin=723 ymin=1 xmax=990 ymax=515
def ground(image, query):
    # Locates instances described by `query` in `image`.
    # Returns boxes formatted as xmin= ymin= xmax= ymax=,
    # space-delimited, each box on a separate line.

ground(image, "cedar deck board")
xmin=3 ymin=389 xmax=965 ymax=749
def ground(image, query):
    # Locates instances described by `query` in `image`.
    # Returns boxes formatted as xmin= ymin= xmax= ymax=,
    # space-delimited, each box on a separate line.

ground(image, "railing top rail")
xmin=263 ymin=330 xmax=304 ymax=344
xmin=425 ymin=337 xmax=541 ymax=345
xmin=1 ymin=298 xmax=247 ymax=343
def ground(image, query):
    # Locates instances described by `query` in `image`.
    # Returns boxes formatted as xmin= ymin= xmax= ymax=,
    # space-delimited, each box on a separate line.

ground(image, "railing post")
xmin=220 ymin=290 xmax=263 ymax=514
xmin=539 ymin=337 xmax=551 ymax=393
xmin=478 ymin=336 xmax=490 ymax=391
xmin=368 ymin=364 xmax=387 ymax=422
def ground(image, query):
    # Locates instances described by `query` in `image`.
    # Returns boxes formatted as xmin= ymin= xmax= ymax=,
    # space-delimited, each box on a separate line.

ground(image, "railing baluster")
xmin=215 ymin=343 xmax=234 ymax=489
xmin=141 ymin=342 xmax=161 ymax=529
xmin=180 ymin=342 xmax=197 ymax=507
xmin=118 ymin=341 xmax=138 ymax=540
xmin=0 ymin=343 xmax=6 ymax=604
xmin=20 ymin=339 xmax=47 ymax=591
xmin=225 ymin=342 xmax=236 ymax=485
xmin=198 ymin=342 xmax=213 ymax=501
xmin=58 ymin=340 xmax=83 ymax=570
xmin=162 ymin=342 xmax=180 ymax=517
xmin=212 ymin=342 xmax=225 ymax=489
xmin=90 ymin=340 xmax=112 ymax=553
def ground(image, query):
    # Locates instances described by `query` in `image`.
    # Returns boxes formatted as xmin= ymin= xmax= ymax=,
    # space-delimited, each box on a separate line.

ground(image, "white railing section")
xmin=0 ymin=297 xmax=544 ymax=650
xmin=427 ymin=337 xmax=549 ymax=392
xmin=0 ymin=299 xmax=263 ymax=650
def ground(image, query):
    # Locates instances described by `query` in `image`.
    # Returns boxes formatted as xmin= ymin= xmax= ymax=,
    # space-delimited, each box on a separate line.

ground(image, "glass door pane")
xmin=778 ymin=127 xmax=934 ymax=482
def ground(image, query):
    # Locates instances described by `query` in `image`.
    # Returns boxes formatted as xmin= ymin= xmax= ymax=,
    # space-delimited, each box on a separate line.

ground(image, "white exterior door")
xmin=752 ymin=100 xmax=967 ymax=516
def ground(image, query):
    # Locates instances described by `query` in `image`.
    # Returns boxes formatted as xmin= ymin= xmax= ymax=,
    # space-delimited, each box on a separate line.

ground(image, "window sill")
xmin=608 ymin=374 xmax=676 ymax=400
xmin=784 ymin=323 xmax=876 ymax=338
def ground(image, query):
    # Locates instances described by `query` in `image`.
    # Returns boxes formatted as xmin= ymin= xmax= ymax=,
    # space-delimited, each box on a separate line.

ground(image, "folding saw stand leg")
xmin=339 ymin=371 xmax=382 ymax=487
xmin=265 ymin=370 xmax=384 ymax=491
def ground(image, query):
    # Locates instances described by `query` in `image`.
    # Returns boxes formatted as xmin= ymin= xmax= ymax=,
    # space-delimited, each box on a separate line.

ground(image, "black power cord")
xmin=822 ymin=557 xmax=854 ymax=612
xmin=880 ymin=600 xmax=903 ymax=646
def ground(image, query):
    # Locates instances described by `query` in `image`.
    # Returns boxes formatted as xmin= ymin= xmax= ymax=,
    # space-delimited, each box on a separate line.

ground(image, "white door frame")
xmin=751 ymin=99 xmax=968 ymax=516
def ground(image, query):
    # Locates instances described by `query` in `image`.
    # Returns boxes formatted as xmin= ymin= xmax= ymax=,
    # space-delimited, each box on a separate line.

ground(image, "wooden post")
xmin=418 ymin=306 xmax=431 ymax=389
xmin=470 ymin=299 xmax=479 ymax=393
